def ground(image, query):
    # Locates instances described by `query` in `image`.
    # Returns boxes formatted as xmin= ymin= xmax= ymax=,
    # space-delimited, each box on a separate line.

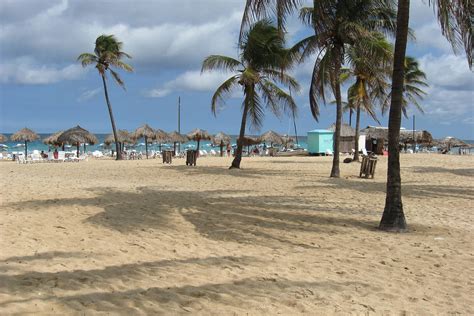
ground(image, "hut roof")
xmin=212 ymin=132 xmax=231 ymax=145
xmin=360 ymin=126 xmax=389 ymax=141
xmin=11 ymin=128 xmax=40 ymax=142
xmin=133 ymin=124 xmax=155 ymax=140
xmin=168 ymin=131 xmax=188 ymax=143
xmin=154 ymin=129 xmax=170 ymax=143
xmin=43 ymin=130 xmax=64 ymax=146
xmin=104 ymin=130 xmax=133 ymax=145
xmin=0 ymin=134 xmax=8 ymax=143
xmin=260 ymin=130 xmax=284 ymax=144
xmin=238 ymin=136 xmax=260 ymax=146
xmin=399 ymin=130 xmax=433 ymax=144
xmin=438 ymin=136 xmax=468 ymax=148
xmin=57 ymin=125 xmax=98 ymax=145
xmin=187 ymin=128 xmax=211 ymax=141
xmin=328 ymin=123 xmax=355 ymax=137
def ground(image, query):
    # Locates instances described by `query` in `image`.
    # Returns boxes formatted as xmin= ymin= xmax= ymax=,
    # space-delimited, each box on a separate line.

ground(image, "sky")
xmin=0 ymin=0 xmax=472 ymax=139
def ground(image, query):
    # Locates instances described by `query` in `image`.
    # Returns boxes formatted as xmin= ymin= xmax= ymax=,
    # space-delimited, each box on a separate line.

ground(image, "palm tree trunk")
xmin=230 ymin=96 xmax=250 ymax=169
xmin=349 ymin=109 xmax=353 ymax=126
xmin=145 ymin=136 xmax=148 ymax=159
xmin=101 ymin=74 xmax=122 ymax=160
xmin=353 ymin=104 xmax=361 ymax=161
xmin=330 ymin=48 xmax=343 ymax=178
xmin=379 ymin=0 xmax=409 ymax=232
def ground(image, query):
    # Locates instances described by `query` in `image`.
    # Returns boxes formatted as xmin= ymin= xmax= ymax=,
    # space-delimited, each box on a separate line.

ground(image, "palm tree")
xmin=380 ymin=0 xmax=471 ymax=232
xmin=342 ymin=35 xmax=393 ymax=161
xmin=294 ymin=0 xmax=396 ymax=177
xmin=77 ymin=35 xmax=133 ymax=160
xmin=381 ymin=56 xmax=428 ymax=118
xmin=202 ymin=20 xmax=299 ymax=169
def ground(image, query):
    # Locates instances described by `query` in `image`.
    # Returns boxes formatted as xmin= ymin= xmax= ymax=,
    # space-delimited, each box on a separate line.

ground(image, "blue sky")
xmin=0 ymin=0 xmax=473 ymax=139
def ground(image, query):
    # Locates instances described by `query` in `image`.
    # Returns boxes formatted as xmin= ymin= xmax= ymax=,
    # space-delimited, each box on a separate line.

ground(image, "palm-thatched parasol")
xmin=187 ymin=128 xmax=211 ymax=151
xmin=11 ymin=128 xmax=40 ymax=159
xmin=260 ymin=130 xmax=284 ymax=146
xmin=133 ymin=124 xmax=155 ymax=158
xmin=212 ymin=132 xmax=231 ymax=157
xmin=168 ymin=131 xmax=188 ymax=154
xmin=438 ymin=136 xmax=468 ymax=150
xmin=154 ymin=129 xmax=170 ymax=152
xmin=282 ymin=134 xmax=295 ymax=147
xmin=57 ymin=125 xmax=98 ymax=157
xmin=43 ymin=130 xmax=65 ymax=149
xmin=105 ymin=130 xmax=133 ymax=152
xmin=238 ymin=136 xmax=260 ymax=156
xmin=0 ymin=134 xmax=7 ymax=143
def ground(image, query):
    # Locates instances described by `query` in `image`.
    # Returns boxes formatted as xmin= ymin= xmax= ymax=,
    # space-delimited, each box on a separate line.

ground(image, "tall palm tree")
xmin=202 ymin=20 xmax=299 ymax=169
xmin=381 ymin=56 xmax=428 ymax=118
xmin=380 ymin=0 xmax=471 ymax=232
xmin=342 ymin=35 xmax=393 ymax=161
xmin=294 ymin=0 xmax=397 ymax=177
xmin=77 ymin=35 xmax=133 ymax=160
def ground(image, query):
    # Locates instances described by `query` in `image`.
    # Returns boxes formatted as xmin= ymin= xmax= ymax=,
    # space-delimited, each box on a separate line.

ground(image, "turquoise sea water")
xmin=0 ymin=134 xmax=309 ymax=154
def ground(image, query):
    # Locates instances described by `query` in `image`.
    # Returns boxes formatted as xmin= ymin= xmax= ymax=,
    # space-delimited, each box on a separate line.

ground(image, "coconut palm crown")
xmin=202 ymin=20 xmax=299 ymax=169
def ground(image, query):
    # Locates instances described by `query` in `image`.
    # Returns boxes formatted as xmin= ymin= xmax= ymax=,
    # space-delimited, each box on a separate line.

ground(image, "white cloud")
xmin=146 ymin=70 xmax=237 ymax=98
xmin=0 ymin=58 xmax=86 ymax=84
xmin=77 ymin=87 xmax=101 ymax=102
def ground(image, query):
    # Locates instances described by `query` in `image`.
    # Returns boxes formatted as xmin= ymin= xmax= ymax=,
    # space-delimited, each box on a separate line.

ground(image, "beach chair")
xmin=17 ymin=155 xmax=26 ymax=164
xmin=362 ymin=148 xmax=368 ymax=156
xmin=325 ymin=149 xmax=333 ymax=156
xmin=58 ymin=151 xmax=66 ymax=162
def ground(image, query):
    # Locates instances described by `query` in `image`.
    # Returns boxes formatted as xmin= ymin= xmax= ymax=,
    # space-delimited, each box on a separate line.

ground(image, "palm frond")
xmin=201 ymin=55 xmax=241 ymax=73
xmin=210 ymin=75 xmax=240 ymax=115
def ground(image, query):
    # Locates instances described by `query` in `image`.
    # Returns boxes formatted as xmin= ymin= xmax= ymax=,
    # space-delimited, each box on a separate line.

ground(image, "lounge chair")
xmin=362 ymin=148 xmax=368 ymax=156
xmin=325 ymin=149 xmax=333 ymax=156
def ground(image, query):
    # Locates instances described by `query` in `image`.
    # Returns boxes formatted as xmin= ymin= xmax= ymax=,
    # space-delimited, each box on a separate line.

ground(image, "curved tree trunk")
xmin=330 ymin=47 xmax=343 ymax=178
xmin=101 ymin=75 xmax=122 ymax=160
xmin=230 ymin=87 xmax=251 ymax=169
xmin=379 ymin=0 xmax=409 ymax=232
xmin=145 ymin=136 xmax=148 ymax=159
xmin=353 ymin=104 xmax=361 ymax=161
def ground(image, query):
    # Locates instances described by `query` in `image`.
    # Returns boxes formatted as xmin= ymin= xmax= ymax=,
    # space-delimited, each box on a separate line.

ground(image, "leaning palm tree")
xmin=202 ymin=20 xmax=299 ymax=169
xmin=381 ymin=56 xmax=428 ymax=118
xmin=77 ymin=35 xmax=133 ymax=160
xmin=294 ymin=0 xmax=397 ymax=177
xmin=342 ymin=34 xmax=393 ymax=161
xmin=380 ymin=0 xmax=471 ymax=232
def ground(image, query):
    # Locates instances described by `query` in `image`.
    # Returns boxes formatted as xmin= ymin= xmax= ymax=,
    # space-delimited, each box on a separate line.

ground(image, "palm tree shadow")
xmin=5 ymin=187 xmax=385 ymax=249
xmin=411 ymin=166 xmax=474 ymax=178
xmin=0 ymin=276 xmax=376 ymax=314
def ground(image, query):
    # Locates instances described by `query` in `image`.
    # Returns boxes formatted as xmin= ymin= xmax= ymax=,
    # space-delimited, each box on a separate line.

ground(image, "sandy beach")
xmin=0 ymin=154 xmax=472 ymax=314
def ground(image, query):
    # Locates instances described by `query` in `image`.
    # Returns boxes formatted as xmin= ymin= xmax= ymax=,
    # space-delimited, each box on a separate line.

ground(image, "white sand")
xmin=0 ymin=154 xmax=473 ymax=314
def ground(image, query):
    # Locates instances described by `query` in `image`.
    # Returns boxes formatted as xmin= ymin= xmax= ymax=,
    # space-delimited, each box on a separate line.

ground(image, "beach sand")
xmin=0 ymin=154 xmax=473 ymax=314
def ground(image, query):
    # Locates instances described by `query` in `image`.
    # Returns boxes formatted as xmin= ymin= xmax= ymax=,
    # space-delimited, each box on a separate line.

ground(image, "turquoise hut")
xmin=307 ymin=129 xmax=334 ymax=155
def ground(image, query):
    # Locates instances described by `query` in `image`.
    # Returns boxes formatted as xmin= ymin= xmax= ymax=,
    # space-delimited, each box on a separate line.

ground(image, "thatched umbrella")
xmin=187 ymin=128 xmax=211 ymax=152
xmin=105 ymin=130 xmax=133 ymax=152
xmin=260 ymin=130 xmax=284 ymax=147
xmin=168 ymin=131 xmax=188 ymax=154
xmin=238 ymin=136 xmax=260 ymax=156
xmin=43 ymin=130 xmax=65 ymax=149
xmin=282 ymin=134 xmax=295 ymax=147
xmin=57 ymin=125 xmax=98 ymax=157
xmin=399 ymin=130 xmax=433 ymax=145
xmin=212 ymin=132 xmax=231 ymax=157
xmin=11 ymin=128 xmax=40 ymax=159
xmin=438 ymin=136 xmax=468 ymax=151
xmin=154 ymin=129 xmax=170 ymax=152
xmin=133 ymin=124 xmax=155 ymax=159
xmin=0 ymin=134 xmax=7 ymax=143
